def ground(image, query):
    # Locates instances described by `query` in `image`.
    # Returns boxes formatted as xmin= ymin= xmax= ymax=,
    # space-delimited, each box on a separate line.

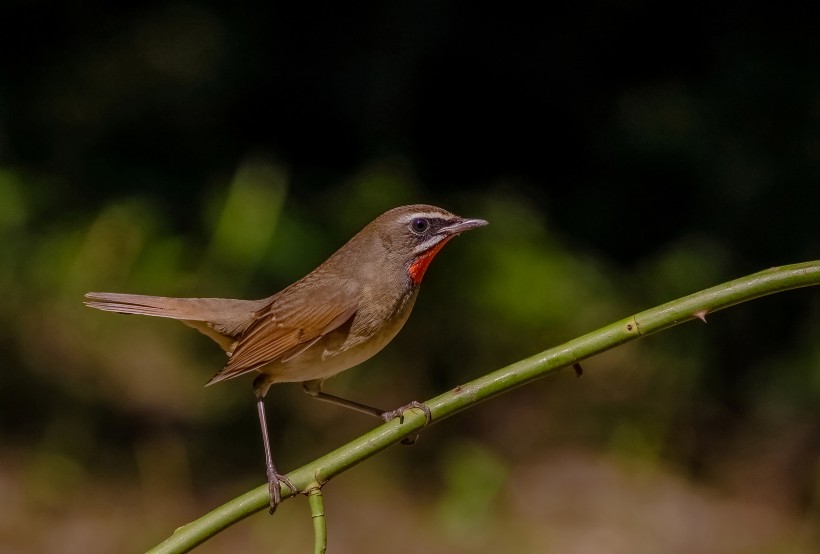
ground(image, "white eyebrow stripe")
xmin=397 ymin=211 xmax=449 ymax=224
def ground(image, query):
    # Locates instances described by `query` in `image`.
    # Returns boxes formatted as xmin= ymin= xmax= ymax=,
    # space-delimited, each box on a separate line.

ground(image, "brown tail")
xmin=84 ymin=292 xmax=268 ymax=352
xmin=85 ymin=292 xmax=220 ymax=320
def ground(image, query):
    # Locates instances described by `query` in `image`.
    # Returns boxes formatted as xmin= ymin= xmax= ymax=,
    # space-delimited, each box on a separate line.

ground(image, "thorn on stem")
xmin=573 ymin=363 xmax=583 ymax=377
xmin=693 ymin=310 xmax=709 ymax=323
xmin=401 ymin=434 xmax=420 ymax=445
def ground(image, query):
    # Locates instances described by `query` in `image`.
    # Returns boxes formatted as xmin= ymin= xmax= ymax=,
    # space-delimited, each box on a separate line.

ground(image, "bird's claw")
xmin=381 ymin=400 xmax=432 ymax=425
xmin=267 ymin=471 xmax=297 ymax=514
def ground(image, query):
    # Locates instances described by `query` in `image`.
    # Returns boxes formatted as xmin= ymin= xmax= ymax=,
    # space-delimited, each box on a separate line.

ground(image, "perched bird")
xmin=85 ymin=204 xmax=487 ymax=511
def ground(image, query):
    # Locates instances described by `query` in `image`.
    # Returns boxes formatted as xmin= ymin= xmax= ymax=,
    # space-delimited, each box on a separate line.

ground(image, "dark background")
xmin=1 ymin=2 xmax=818 ymax=552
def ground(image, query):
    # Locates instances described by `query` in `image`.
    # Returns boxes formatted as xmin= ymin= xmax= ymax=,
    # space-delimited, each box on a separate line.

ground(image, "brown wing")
xmin=206 ymin=278 xmax=361 ymax=384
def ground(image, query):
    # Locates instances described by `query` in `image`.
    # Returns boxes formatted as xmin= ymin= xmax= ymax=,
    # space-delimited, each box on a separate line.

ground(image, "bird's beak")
xmin=440 ymin=217 xmax=489 ymax=236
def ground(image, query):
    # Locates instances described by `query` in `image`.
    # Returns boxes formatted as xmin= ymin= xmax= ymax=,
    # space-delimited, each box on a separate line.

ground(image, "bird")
xmin=84 ymin=204 xmax=488 ymax=511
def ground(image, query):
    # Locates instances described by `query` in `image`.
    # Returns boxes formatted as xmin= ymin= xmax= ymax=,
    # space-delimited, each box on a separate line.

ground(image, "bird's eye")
xmin=410 ymin=217 xmax=430 ymax=234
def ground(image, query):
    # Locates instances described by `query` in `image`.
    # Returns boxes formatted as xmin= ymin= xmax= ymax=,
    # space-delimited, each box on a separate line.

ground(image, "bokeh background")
xmin=1 ymin=2 xmax=819 ymax=553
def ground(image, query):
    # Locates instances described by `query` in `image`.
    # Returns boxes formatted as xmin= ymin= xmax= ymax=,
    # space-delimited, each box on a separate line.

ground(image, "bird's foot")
xmin=267 ymin=469 xmax=297 ymax=514
xmin=382 ymin=401 xmax=432 ymax=445
xmin=381 ymin=400 xmax=432 ymax=425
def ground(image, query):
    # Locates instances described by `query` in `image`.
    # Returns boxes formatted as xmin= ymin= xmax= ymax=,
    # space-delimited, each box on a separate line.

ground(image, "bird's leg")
xmin=302 ymin=379 xmax=432 ymax=425
xmin=302 ymin=379 xmax=385 ymax=418
xmin=256 ymin=396 xmax=297 ymax=513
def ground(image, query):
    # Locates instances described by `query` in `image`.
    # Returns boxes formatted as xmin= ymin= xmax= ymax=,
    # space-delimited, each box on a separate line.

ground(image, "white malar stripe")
xmin=412 ymin=234 xmax=447 ymax=256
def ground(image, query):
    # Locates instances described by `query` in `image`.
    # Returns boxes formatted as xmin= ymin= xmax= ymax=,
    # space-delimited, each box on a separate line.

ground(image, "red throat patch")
xmin=408 ymin=237 xmax=453 ymax=284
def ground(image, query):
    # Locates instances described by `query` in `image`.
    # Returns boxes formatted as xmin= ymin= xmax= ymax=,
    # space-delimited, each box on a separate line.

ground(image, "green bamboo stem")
xmin=146 ymin=261 xmax=820 ymax=554
xmin=308 ymin=488 xmax=327 ymax=554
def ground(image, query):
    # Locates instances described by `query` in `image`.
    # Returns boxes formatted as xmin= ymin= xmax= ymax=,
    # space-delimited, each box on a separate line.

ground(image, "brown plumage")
xmin=85 ymin=204 xmax=487 ymax=511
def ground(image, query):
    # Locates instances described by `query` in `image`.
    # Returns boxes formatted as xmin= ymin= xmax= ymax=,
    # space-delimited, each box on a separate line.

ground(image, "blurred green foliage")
xmin=0 ymin=2 xmax=819 ymax=552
